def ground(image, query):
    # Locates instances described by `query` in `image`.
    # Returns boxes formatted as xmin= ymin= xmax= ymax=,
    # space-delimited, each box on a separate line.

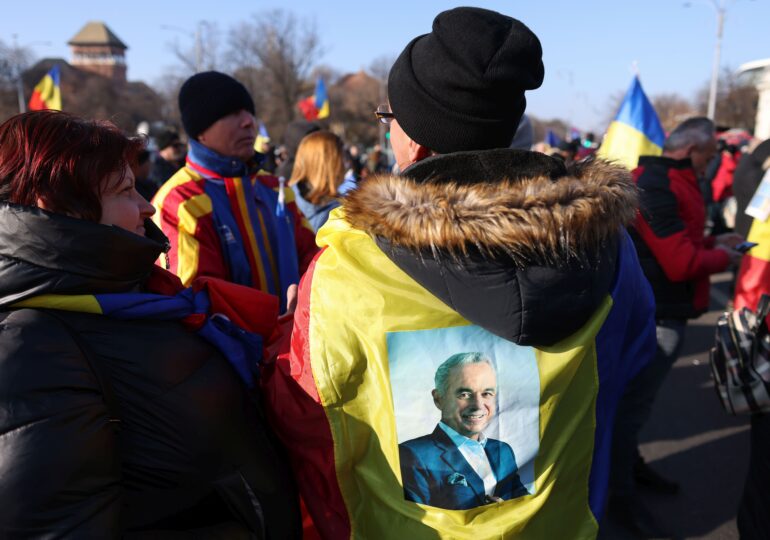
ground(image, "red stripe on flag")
xmin=298 ymin=95 xmax=319 ymax=121
xmin=734 ymin=254 xmax=770 ymax=314
xmin=28 ymin=90 xmax=47 ymax=111
xmin=261 ymin=248 xmax=351 ymax=539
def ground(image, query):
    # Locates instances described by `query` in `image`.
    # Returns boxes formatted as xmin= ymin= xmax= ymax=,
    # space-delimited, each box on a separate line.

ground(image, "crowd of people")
xmin=0 ymin=6 xmax=768 ymax=540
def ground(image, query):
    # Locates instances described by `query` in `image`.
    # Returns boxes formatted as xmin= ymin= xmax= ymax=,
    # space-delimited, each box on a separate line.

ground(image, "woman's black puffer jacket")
xmin=0 ymin=203 xmax=301 ymax=539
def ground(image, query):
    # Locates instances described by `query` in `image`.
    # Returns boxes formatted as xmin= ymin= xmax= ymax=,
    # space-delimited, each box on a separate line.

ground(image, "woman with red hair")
xmin=0 ymin=111 xmax=300 ymax=538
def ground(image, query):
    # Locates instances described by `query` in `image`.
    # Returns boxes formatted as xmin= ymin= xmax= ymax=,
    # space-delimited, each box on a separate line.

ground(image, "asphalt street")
xmin=603 ymin=272 xmax=752 ymax=539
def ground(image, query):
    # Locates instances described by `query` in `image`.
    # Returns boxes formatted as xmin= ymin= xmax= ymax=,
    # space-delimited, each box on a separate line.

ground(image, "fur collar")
xmin=343 ymin=154 xmax=637 ymax=265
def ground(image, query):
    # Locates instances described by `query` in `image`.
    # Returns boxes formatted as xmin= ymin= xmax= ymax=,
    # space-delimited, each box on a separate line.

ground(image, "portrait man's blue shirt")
xmin=399 ymin=423 xmax=528 ymax=510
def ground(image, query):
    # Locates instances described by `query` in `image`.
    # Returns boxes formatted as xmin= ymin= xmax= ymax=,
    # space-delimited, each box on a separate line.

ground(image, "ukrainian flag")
xmin=598 ymin=76 xmax=664 ymax=170
xmin=28 ymin=65 xmax=62 ymax=111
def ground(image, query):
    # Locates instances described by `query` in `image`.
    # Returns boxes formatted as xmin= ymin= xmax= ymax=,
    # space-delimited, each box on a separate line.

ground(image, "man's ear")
xmin=432 ymin=389 xmax=442 ymax=410
xmin=407 ymin=138 xmax=432 ymax=165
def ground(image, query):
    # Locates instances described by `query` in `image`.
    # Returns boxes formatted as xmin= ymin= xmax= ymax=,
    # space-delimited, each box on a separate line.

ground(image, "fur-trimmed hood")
xmin=345 ymin=151 xmax=636 ymax=264
xmin=342 ymin=149 xmax=638 ymax=346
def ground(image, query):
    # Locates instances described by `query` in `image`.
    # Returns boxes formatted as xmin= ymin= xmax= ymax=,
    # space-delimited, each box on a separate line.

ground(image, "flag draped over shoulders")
xmin=262 ymin=209 xmax=656 ymax=539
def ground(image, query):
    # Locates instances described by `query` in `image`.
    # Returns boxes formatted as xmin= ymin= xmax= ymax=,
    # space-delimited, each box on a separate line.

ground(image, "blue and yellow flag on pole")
xmin=28 ymin=65 xmax=62 ymax=111
xmin=254 ymin=121 xmax=271 ymax=152
xmin=598 ymin=76 xmax=664 ymax=170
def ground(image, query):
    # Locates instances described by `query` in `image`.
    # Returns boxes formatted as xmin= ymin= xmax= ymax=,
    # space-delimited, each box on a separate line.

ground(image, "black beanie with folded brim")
xmin=179 ymin=71 xmax=255 ymax=140
xmin=388 ymin=7 xmax=544 ymax=154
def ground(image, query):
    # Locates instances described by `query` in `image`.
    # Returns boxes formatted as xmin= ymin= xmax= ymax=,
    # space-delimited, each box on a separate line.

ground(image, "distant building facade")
xmin=68 ymin=21 xmax=128 ymax=84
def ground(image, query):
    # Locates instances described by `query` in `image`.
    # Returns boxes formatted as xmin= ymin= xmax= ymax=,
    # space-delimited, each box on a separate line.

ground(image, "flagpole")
xmin=10 ymin=34 xmax=51 ymax=114
xmin=12 ymin=35 xmax=26 ymax=114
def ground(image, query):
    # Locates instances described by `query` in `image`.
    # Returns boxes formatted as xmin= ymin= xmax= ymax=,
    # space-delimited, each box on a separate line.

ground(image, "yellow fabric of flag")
xmin=304 ymin=208 xmax=609 ymax=539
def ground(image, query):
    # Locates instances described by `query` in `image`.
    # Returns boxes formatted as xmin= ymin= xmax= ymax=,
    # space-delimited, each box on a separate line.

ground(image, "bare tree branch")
xmin=228 ymin=9 xmax=324 ymax=131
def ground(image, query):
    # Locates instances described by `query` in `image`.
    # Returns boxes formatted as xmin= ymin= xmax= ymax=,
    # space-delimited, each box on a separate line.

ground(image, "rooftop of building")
xmin=68 ymin=21 xmax=128 ymax=50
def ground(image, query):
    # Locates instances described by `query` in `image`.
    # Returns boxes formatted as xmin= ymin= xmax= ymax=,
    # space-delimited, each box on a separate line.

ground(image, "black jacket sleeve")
xmin=0 ymin=309 xmax=121 ymax=538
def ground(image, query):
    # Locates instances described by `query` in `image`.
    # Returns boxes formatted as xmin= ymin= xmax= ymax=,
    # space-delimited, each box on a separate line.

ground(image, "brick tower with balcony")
xmin=68 ymin=21 xmax=127 ymax=84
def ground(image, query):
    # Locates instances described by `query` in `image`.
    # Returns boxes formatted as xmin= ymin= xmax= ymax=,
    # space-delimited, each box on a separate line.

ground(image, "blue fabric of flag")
xmin=545 ymin=130 xmax=561 ymax=147
xmin=314 ymin=78 xmax=329 ymax=109
xmin=49 ymin=65 xmax=61 ymax=86
xmin=96 ymin=287 xmax=263 ymax=388
xmin=614 ymin=77 xmax=665 ymax=147
xmin=588 ymin=230 xmax=657 ymax=518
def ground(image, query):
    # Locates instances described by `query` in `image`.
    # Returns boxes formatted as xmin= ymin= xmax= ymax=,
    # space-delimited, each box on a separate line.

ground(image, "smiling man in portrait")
xmin=399 ymin=352 xmax=529 ymax=509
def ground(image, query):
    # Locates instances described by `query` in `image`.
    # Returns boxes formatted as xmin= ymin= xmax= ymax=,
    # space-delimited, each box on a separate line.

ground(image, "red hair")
xmin=0 ymin=111 xmax=144 ymax=221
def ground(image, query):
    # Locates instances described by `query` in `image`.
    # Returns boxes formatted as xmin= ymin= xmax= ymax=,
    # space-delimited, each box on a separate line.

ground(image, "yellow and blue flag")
xmin=598 ymin=76 xmax=664 ymax=170
xmin=255 ymin=121 xmax=271 ymax=152
xmin=28 ymin=65 xmax=62 ymax=111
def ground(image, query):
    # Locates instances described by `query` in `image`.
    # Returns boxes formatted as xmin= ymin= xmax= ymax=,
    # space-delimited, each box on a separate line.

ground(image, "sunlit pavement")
xmin=601 ymin=272 xmax=751 ymax=539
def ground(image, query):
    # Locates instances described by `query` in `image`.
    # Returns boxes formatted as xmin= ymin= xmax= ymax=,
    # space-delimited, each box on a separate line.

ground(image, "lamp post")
xmin=706 ymin=0 xmax=726 ymax=120
xmin=684 ymin=0 xmax=729 ymax=120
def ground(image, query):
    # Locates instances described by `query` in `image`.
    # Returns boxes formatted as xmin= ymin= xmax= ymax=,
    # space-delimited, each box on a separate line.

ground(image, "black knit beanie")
xmin=388 ymin=7 xmax=544 ymax=154
xmin=178 ymin=71 xmax=255 ymax=139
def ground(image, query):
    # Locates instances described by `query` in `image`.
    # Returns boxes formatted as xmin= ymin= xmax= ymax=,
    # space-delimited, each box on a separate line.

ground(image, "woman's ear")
xmin=36 ymin=197 xmax=49 ymax=210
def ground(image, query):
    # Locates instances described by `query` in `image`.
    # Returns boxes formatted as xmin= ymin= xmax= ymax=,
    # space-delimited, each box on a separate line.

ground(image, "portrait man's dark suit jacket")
xmin=398 ymin=425 xmax=528 ymax=510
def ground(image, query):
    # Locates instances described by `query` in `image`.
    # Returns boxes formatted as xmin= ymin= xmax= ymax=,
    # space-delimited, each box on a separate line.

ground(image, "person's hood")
xmin=343 ymin=149 xmax=637 ymax=346
xmin=0 ymin=203 xmax=168 ymax=309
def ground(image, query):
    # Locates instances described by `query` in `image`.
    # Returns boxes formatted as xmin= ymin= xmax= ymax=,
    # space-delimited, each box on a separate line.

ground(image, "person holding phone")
xmin=610 ymin=117 xmax=744 ymax=537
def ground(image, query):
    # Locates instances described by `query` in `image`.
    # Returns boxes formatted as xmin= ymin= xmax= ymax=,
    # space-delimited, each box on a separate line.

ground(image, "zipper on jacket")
xmin=163 ymin=241 xmax=171 ymax=270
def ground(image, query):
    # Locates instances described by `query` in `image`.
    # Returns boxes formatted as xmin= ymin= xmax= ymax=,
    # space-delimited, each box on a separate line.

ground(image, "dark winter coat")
xmin=0 ymin=203 xmax=300 ymax=539
xmin=630 ymin=156 xmax=730 ymax=319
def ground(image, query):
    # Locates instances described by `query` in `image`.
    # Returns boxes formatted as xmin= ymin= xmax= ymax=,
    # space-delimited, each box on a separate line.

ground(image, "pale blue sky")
xmin=3 ymin=0 xmax=768 ymax=132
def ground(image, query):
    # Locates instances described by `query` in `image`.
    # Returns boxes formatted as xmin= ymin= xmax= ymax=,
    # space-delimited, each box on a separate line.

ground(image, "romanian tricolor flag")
xmin=598 ymin=76 xmax=664 ymax=170
xmin=263 ymin=209 xmax=656 ymax=539
xmin=28 ymin=65 xmax=62 ymax=111
xmin=298 ymin=77 xmax=330 ymax=121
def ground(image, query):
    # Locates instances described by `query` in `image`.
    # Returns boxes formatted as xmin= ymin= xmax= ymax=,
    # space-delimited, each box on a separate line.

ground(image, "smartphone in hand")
xmin=735 ymin=241 xmax=758 ymax=253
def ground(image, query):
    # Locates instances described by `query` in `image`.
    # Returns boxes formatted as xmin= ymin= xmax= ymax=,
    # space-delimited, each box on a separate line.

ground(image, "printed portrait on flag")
xmin=387 ymin=325 xmax=540 ymax=510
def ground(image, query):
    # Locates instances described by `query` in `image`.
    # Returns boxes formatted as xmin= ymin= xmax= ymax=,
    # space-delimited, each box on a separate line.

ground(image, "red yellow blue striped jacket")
xmin=152 ymin=152 xmax=317 ymax=294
